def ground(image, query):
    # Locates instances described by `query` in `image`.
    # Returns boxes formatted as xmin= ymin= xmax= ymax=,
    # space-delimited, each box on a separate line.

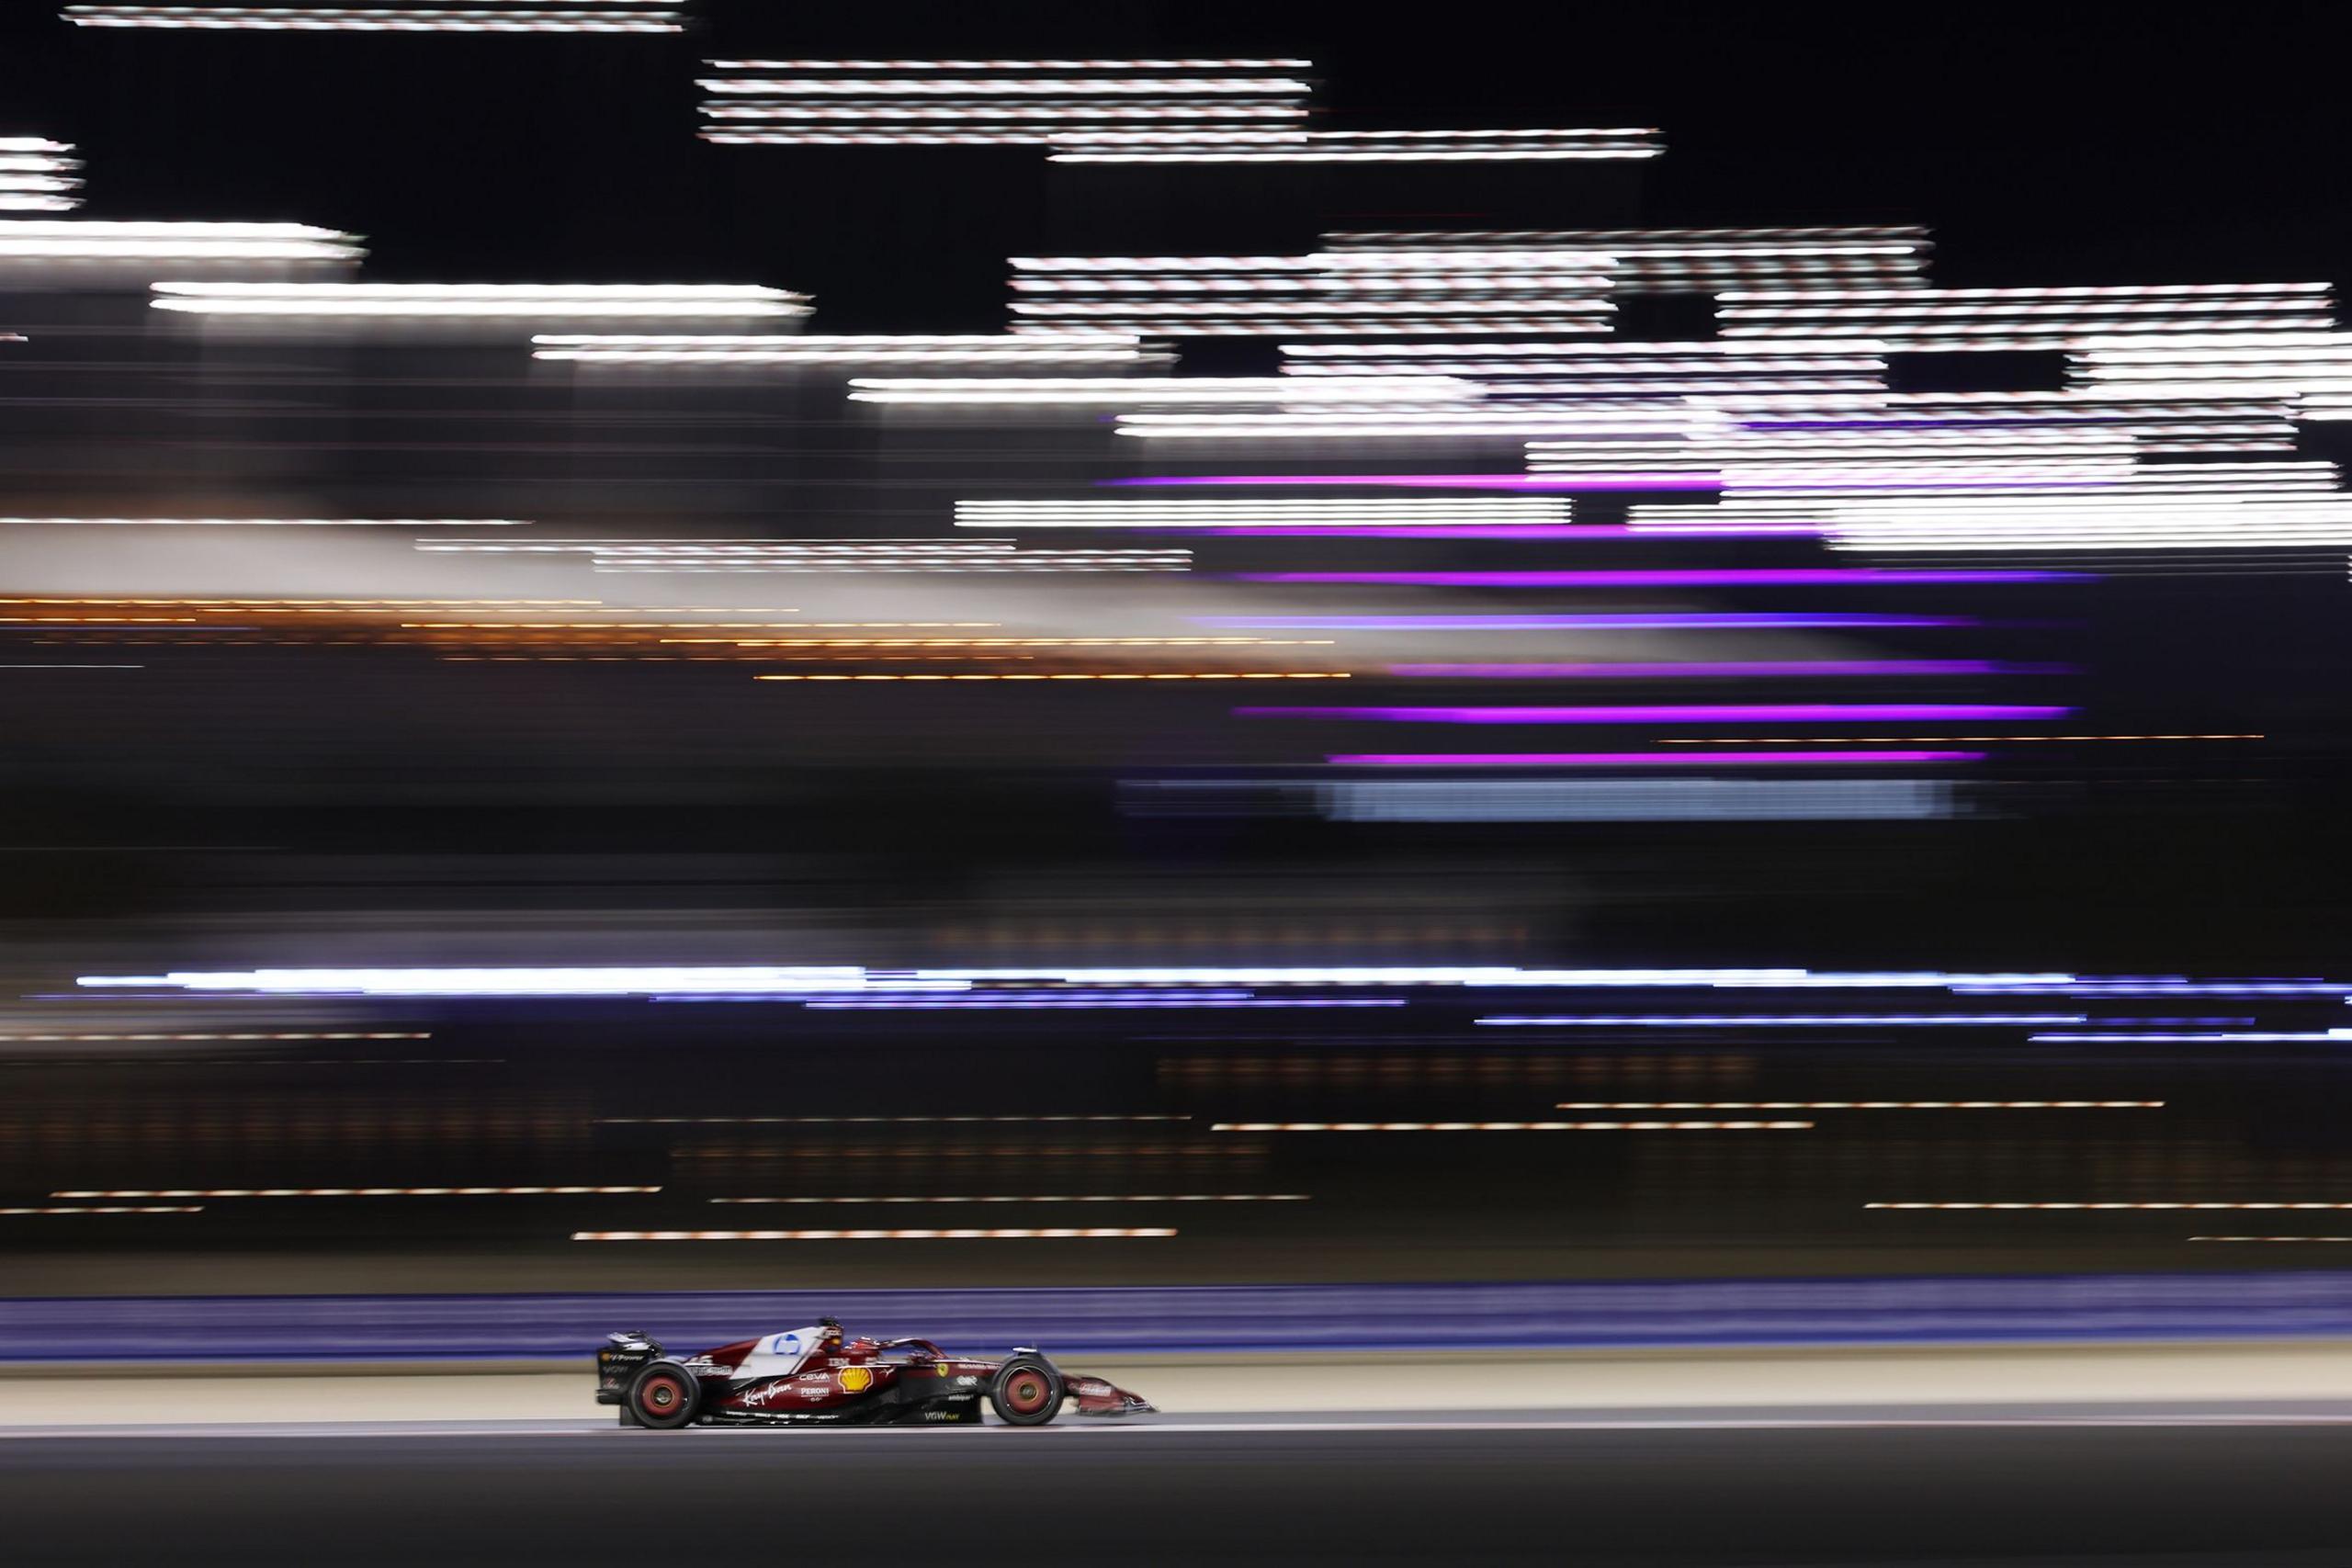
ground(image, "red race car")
xmin=595 ymin=1318 xmax=1153 ymax=1428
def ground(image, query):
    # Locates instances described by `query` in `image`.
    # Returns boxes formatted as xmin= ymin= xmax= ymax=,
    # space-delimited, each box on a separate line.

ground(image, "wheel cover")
xmin=643 ymin=1376 xmax=683 ymax=1412
xmin=1004 ymin=1371 xmax=1051 ymax=1415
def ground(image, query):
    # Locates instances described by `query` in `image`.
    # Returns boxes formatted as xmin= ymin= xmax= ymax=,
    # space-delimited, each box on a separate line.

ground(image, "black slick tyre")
xmin=988 ymin=1356 xmax=1065 ymax=1427
xmin=627 ymin=1361 xmax=700 ymax=1429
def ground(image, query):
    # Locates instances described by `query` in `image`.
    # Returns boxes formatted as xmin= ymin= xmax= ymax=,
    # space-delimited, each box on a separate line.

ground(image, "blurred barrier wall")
xmin=8 ymin=1270 xmax=2352 ymax=1362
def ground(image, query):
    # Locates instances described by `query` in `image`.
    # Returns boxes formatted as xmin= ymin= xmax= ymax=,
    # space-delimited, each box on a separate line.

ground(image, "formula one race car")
xmin=594 ymin=1318 xmax=1153 ymax=1428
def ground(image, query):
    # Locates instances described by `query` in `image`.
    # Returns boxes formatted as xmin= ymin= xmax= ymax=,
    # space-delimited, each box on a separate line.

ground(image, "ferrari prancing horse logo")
xmin=838 ymin=1367 xmax=874 ymax=1393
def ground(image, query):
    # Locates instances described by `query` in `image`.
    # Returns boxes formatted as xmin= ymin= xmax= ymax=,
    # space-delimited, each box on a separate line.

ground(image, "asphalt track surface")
xmin=7 ymin=1406 xmax=2352 ymax=1565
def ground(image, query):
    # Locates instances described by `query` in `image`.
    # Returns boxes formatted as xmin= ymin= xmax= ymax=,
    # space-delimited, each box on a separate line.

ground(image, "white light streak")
xmin=64 ymin=6 xmax=685 ymax=32
xmin=1289 ymin=338 xmax=1893 ymax=390
xmin=1317 ymin=228 xmax=1931 ymax=289
xmin=1050 ymin=131 xmax=1659 ymax=164
xmin=1329 ymin=225 xmax=1929 ymax=245
xmin=53 ymin=1186 xmax=659 ymax=1199
xmin=1024 ymin=319 xmax=1615 ymax=339
xmin=1006 ymin=250 xmax=1623 ymax=338
xmin=0 ymin=1205 xmax=202 ymax=1215
xmin=1558 ymin=1100 xmax=2162 ymax=1111
xmin=0 ymin=219 xmax=359 ymax=261
xmin=3 ymin=220 xmax=353 ymax=239
xmin=705 ymin=59 xmax=1315 ymax=70
xmin=601 ymin=1113 xmax=1190 ymax=1124
xmin=2072 ymin=331 xmax=2352 ymax=417
xmin=1312 ymin=245 xmax=1905 ymax=269
xmin=1116 ymin=411 xmax=1688 ymax=436
xmin=1722 ymin=283 xmax=2333 ymax=303
xmin=1 ymin=516 xmax=526 ymax=527
xmin=847 ymin=376 xmax=1477 ymax=404
xmin=1210 ymin=1121 xmax=1814 ymax=1132
xmin=953 ymin=498 xmax=1570 ymax=527
xmin=1696 ymin=389 xmax=2291 ymax=412
xmin=695 ymin=59 xmax=1315 ymax=146
xmin=159 ymin=302 xmax=810 ymax=318
xmin=537 ymin=333 xmax=1135 ymax=345
xmin=1738 ymin=300 xmax=2321 ymax=322
xmin=1531 ymin=435 xmax=2245 ymax=461
xmin=164 ymin=282 xmax=799 ymax=299
xmin=1014 ymin=273 xmax=1617 ymax=295
xmin=1013 ymin=299 xmax=1613 ymax=320
xmin=1720 ymin=284 xmax=2336 ymax=344
xmin=707 ymin=1193 xmax=1307 ymax=1204
xmin=706 ymin=131 xmax=1299 ymax=148
xmin=153 ymin=281 xmax=807 ymax=318
xmin=0 ymin=139 xmax=81 ymax=213
xmin=86 ymin=964 xmax=2110 ymax=998
xmin=699 ymin=76 xmax=1310 ymax=96
xmin=1628 ymin=472 xmax=2352 ymax=549
xmin=534 ymin=332 xmax=1153 ymax=365
xmin=916 ymin=966 xmax=2049 ymax=987
xmin=76 ymin=965 xmax=950 ymax=998
xmin=1014 ymin=255 xmax=1334 ymax=272
xmin=417 ymin=539 xmax=1192 ymax=573
xmin=1871 ymin=1213 xmax=2352 ymax=1222
xmin=705 ymin=104 xmax=1305 ymax=124
xmin=1286 ymin=338 xmax=1887 ymax=356
xmin=571 ymin=1227 xmax=1178 ymax=1241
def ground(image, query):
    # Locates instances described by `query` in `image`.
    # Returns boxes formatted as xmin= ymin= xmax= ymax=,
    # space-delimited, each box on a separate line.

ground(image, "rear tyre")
xmin=627 ymin=1361 xmax=700 ymax=1430
xmin=988 ymin=1356 xmax=1065 ymax=1427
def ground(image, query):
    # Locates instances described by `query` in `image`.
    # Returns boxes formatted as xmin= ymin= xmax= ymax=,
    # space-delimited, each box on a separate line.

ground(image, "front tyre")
xmin=627 ymin=1361 xmax=700 ymax=1430
xmin=988 ymin=1356 xmax=1066 ymax=1427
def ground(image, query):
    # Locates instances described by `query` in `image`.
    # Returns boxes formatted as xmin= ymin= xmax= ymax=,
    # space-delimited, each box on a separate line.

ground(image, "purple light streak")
xmin=1327 ymin=750 xmax=1989 ymax=767
xmin=1192 ymin=614 xmax=1981 ymax=630
xmin=1954 ymin=983 xmax=2352 ymax=997
xmin=1477 ymin=1013 xmax=2087 ymax=1028
xmin=2029 ymin=1030 xmax=2352 ymax=1043
xmin=1103 ymin=474 xmax=1723 ymax=491
xmin=1387 ymin=660 xmax=2072 ymax=680
xmin=1238 ymin=570 xmax=2086 ymax=587
xmin=1106 ymin=473 xmax=2117 ymax=492
xmin=1198 ymin=525 xmax=1823 ymax=538
xmin=1250 ymin=705 xmax=2072 ymax=724
xmin=655 ymin=989 xmax=1260 ymax=1005
xmin=804 ymin=998 xmax=1408 ymax=1011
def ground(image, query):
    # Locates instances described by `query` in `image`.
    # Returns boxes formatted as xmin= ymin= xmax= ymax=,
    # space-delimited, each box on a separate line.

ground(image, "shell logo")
xmin=838 ymin=1367 xmax=874 ymax=1394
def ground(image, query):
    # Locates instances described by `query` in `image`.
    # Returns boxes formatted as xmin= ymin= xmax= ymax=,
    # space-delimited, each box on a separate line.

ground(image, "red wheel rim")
xmin=1003 ymin=1371 xmax=1051 ymax=1415
xmin=642 ymin=1375 xmax=684 ymax=1413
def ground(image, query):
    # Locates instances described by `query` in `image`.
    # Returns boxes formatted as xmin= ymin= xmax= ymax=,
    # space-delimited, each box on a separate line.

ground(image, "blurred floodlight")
xmin=151 ymin=281 xmax=809 ymax=317
xmin=64 ymin=5 xmax=686 ymax=32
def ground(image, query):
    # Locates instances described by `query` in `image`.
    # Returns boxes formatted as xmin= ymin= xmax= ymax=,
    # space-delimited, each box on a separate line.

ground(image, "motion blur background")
xmin=6 ymin=2 xmax=2352 ymax=1333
